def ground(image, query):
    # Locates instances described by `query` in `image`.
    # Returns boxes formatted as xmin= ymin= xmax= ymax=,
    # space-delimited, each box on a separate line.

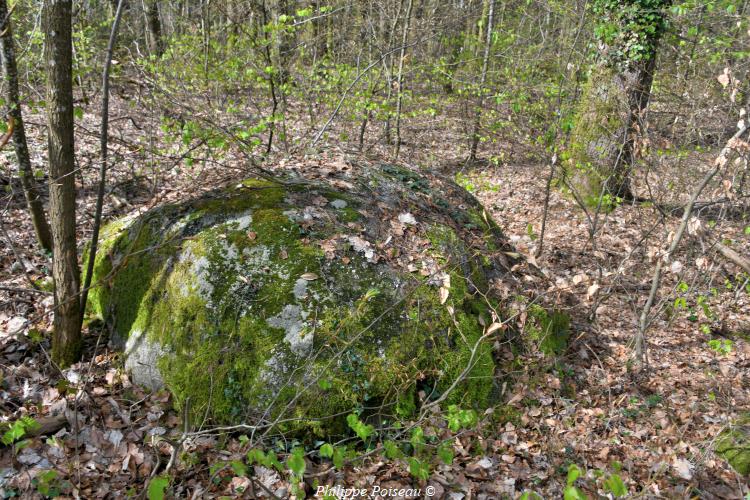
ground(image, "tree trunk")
xmin=468 ymin=0 xmax=494 ymax=162
xmin=44 ymin=0 xmax=82 ymax=366
xmin=566 ymin=55 xmax=658 ymax=204
xmin=566 ymin=1 xmax=670 ymax=206
xmin=392 ymin=0 xmax=413 ymax=159
xmin=146 ymin=0 xmax=163 ymax=56
xmin=0 ymin=0 xmax=53 ymax=252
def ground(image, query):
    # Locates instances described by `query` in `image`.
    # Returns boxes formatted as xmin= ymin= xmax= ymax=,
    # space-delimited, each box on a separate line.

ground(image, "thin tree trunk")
xmin=392 ymin=0 xmax=413 ymax=159
xmin=44 ymin=0 xmax=82 ymax=366
xmin=81 ymin=0 xmax=125 ymax=323
xmin=382 ymin=0 xmax=401 ymax=145
xmin=469 ymin=0 xmax=494 ymax=162
xmin=146 ymin=0 xmax=163 ymax=56
xmin=0 ymin=0 xmax=53 ymax=252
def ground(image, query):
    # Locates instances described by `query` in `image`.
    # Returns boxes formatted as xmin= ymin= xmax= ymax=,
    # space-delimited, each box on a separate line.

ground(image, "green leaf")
xmin=319 ymin=443 xmax=334 ymax=458
xmin=246 ymin=448 xmax=266 ymax=465
xmin=437 ymin=442 xmax=454 ymax=465
xmin=74 ymin=107 xmax=84 ymax=120
xmin=410 ymin=426 xmax=425 ymax=452
xmin=604 ymin=473 xmax=627 ymax=497
xmin=147 ymin=476 xmax=169 ymax=500
xmin=407 ymin=457 xmax=430 ymax=481
xmin=566 ymin=464 xmax=582 ymax=486
xmin=318 ymin=379 xmax=332 ymax=390
xmin=231 ymin=460 xmax=247 ymax=477
xmin=383 ymin=440 xmax=404 ymax=459
xmin=287 ymin=448 xmax=306 ymax=476
xmin=332 ymin=447 xmax=344 ymax=469
xmin=346 ymin=414 xmax=374 ymax=442
xmin=519 ymin=492 xmax=543 ymax=500
xmin=564 ymin=485 xmax=587 ymax=500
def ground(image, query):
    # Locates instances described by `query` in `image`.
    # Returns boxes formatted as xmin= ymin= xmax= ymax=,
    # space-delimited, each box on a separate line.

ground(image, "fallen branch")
xmin=714 ymin=240 xmax=750 ymax=276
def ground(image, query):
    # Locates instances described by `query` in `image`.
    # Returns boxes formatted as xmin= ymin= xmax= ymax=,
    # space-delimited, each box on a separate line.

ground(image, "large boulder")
xmin=88 ymin=159 xmax=520 ymax=435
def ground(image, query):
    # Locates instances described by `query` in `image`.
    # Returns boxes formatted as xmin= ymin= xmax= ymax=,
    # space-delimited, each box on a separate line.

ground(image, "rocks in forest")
xmin=88 ymin=159 xmax=526 ymax=434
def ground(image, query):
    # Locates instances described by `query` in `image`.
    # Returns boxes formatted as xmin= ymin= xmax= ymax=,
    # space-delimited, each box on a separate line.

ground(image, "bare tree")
xmin=468 ymin=0 xmax=494 ymax=163
xmin=0 ymin=0 xmax=53 ymax=252
xmin=392 ymin=0 xmax=413 ymax=159
xmin=44 ymin=0 xmax=82 ymax=366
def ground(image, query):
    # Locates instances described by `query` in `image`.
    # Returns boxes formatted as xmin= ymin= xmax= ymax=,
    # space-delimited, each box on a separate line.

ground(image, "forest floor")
xmin=1 ymin=98 xmax=749 ymax=498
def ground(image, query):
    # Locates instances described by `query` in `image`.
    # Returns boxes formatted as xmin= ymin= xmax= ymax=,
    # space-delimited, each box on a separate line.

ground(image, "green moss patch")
xmin=525 ymin=304 xmax=571 ymax=356
xmin=716 ymin=415 xmax=750 ymax=476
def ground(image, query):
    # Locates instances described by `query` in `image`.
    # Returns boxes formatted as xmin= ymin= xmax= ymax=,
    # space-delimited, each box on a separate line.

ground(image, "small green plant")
xmin=32 ymin=469 xmax=67 ymax=498
xmin=286 ymin=447 xmax=306 ymax=498
xmin=2 ymin=416 xmax=39 ymax=453
xmin=347 ymin=413 xmax=374 ymax=442
xmin=564 ymin=464 xmax=587 ymax=499
xmin=407 ymin=457 xmax=430 ymax=480
xmin=383 ymin=440 xmax=405 ymax=459
xmin=707 ymin=339 xmax=733 ymax=356
xmin=437 ymin=441 xmax=454 ymax=465
xmin=603 ymin=472 xmax=627 ymax=497
xmin=319 ymin=442 xmax=346 ymax=468
xmin=246 ymin=448 xmax=283 ymax=471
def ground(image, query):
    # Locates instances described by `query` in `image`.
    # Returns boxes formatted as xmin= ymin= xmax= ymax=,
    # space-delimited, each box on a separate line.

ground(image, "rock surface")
xmin=88 ymin=159 xmax=520 ymax=434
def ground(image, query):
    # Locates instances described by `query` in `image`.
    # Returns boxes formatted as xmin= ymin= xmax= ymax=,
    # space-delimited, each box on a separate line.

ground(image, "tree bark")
xmin=566 ymin=1 xmax=670 ymax=205
xmin=566 ymin=54 xmax=660 ymax=204
xmin=146 ymin=0 xmax=163 ymax=56
xmin=44 ymin=0 xmax=82 ymax=366
xmin=0 ymin=0 xmax=54 ymax=252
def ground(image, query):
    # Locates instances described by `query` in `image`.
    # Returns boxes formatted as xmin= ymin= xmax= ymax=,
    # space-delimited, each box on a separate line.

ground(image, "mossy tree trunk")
xmin=44 ymin=0 xmax=82 ymax=366
xmin=0 ymin=0 xmax=54 ymax=253
xmin=566 ymin=0 xmax=671 ymax=204
xmin=568 ymin=56 xmax=658 ymax=203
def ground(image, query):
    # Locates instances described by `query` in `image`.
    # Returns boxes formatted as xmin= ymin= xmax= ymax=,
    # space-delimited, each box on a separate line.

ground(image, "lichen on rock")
xmin=88 ymin=159 xmax=522 ymax=435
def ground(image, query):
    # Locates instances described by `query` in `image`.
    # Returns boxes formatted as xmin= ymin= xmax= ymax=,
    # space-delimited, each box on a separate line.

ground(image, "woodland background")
xmin=0 ymin=0 xmax=749 ymax=498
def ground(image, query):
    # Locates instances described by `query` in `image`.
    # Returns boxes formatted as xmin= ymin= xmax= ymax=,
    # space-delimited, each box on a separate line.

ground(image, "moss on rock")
xmin=716 ymin=415 xmax=750 ymax=476
xmin=89 ymin=163 xmax=522 ymax=437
